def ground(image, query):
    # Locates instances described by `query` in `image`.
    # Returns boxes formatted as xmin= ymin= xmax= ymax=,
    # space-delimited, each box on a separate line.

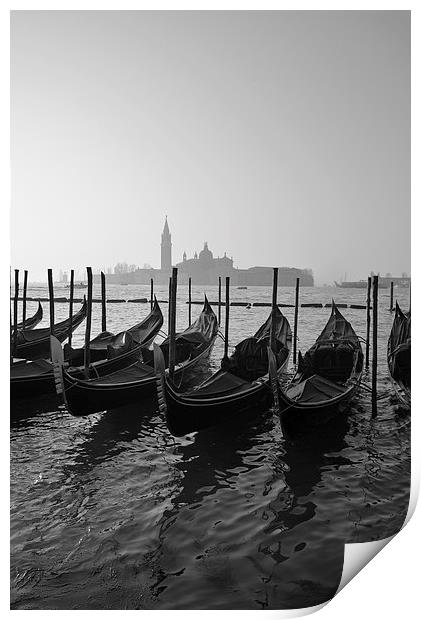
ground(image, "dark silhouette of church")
xmin=105 ymin=218 xmax=314 ymax=286
xmin=176 ymin=242 xmax=234 ymax=283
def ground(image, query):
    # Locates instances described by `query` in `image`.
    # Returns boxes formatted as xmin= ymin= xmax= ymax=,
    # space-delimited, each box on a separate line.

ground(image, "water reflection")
xmin=136 ymin=411 xmax=353 ymax=609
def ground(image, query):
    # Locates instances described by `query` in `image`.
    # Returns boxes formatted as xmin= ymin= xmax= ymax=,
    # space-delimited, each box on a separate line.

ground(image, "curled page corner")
xmin=335 ymin=475 xmax=418 ymax=598
xmin=336 ymin=535 xmax=394 ymax=595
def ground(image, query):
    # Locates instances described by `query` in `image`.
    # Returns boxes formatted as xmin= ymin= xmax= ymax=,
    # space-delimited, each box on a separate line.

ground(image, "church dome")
xmin=199 ymin=242 xmax=213 ymax=262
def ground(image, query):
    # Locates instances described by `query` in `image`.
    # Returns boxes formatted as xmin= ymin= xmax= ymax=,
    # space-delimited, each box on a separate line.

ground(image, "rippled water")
xmin=10 ymin=285 xmax=411 ymax=609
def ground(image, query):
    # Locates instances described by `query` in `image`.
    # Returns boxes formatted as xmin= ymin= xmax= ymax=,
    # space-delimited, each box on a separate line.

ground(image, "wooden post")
xmin=218 ymin=276 xmax=222 ymax=326
xmin=84 ymin=267 xmax=93 ymax=378
xmin=371 ymin=275 xmax=378 ymax=417
xmin=365 ymin=276 xmax=371 ymax=369
xmin=101 ymin=271 xmax=107 ymax=332
xmin=150 ymin=278 xmax=154 ymax=311
xmin=68 ymin=269 xmax=74 ymax=346
xmin=293 ymin=277 xmax=300 ymax=365
xmin=389 ymin=281 xmax=394 ymax=312
xmin=188 ymin=277 xmax=192 ymax=326
xmin=223 ymin=276 xmax=230 ymax=360
xmin=12 ymin=269 xmax=19 ymax=358
xmin=22 ymin=270 xmax=28 ymax=324
xmin=168 ymin=276 xmax=172 ymax=330
xmin=47 ymin=269 xmax=55 ymax=338
xmin=168 ymin=267 xmax=178 ymax=378
xmin=270 ymin=268 xmax=278 ymax=352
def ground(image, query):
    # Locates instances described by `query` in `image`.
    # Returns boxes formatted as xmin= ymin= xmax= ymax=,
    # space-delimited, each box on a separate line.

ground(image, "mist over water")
xmin=10 ymin=285 xmax=410 ymax=609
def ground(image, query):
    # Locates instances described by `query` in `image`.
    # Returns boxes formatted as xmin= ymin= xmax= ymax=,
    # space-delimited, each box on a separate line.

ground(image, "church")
xmin=159 ymin=217 xmax=234 ymax=284
xmin=104 ymin=218 xmax=314 ymax=286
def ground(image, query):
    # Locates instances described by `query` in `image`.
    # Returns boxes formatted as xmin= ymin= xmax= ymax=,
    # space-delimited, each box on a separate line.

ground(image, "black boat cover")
xmin=221 ymin=306 xmax=291 ymax=382
xmin=187 ymin=370 xmax=255 ymax=399
xmin=160 ymin=297 xmax=218 ymax=364
xmin=388 ymin=305 xmax=411 ymax=387
xmin=299 ymin=305 xmax=363 ymax=383
xmin=10 ymin=359 xmax=52 ymax=379
xmin=286 ymin=374 xmax=347 ymax=403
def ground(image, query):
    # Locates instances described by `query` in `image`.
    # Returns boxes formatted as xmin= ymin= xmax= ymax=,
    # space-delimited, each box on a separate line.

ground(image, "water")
xmin=10 ymin=285 xmax=411 ymax=609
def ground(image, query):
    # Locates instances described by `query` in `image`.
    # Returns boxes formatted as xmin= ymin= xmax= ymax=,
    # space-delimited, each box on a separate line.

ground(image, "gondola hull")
xmin=51 ymin=298 xmax=218 ymax=416
xmin=55 ymin=336 xmax=216 ymax=416
xmin=12 ymin=300 xmax=87 ymax=361
xmin=157 ymin=364 xmax=286 ymax=437
xmin=387 ymin=303 xmax=410 ymax=409
xmin=388 ymin=375 xmax=410 ymax=409
xmin=155 ymin=305 xmax=292 ymax=436
xmin=14 ymin=302 xmax=43 ymax=331
xmin=11 ymin=301 xmax=164 ymax=400
xmin=269 ymin=303 xmax=363 ymax=434
xmin=276 ymin=382 xmax=359 ymax=435
xmin=10 ymin=360 xmax=55 ymax=399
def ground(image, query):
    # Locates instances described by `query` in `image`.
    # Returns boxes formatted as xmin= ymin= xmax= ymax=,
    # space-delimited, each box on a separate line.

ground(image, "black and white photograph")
xmin=10 ymin=9 xmax=411 ymax=611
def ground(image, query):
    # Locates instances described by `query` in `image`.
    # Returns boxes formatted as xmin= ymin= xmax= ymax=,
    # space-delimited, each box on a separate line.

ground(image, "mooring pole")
xmin=389 ymin=281 xmax=394 ymax=312
xmin=365 ymin=276 xmax=371 ymax=369
xmin=188 ymin=277 xmax=192 ymax=326
xmin=150 ymin=278 xmax=154 ymax=311
xmin=168 ymin=267 xmax=178 ymax=379
xmin=168 ymin=276 xmax=172 ymax=330
xmin=218 ymin=276 xmax=222 ymax=326
xmin=47 ymin=269 xmax=55 ymax=340
xmin=371 ymin=275 xmax=378 ymax=417
xmin=293 ymin=277 xmax=300 ymax=365
xmin=84 ymin=267 xmax=93 ymax=378
xmin=12 ymin=269 xmax=19 ymax=358
xmin=101 ymin=271 xmax=107 ymax=332
xmin=270 ymin=267 xmax=278 ymax=352
xmin=22 ymin=270 xmax=28 ymax=324
xmin=68 ymin=269 xmax=74 ymax=346
xmin=223 ymin=276 xmax=230 ymax=360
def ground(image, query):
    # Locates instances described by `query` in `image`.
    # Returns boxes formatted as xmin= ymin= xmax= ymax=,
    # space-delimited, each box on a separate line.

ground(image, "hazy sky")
xmin=11 ymin=10 xmax=410 ymax=284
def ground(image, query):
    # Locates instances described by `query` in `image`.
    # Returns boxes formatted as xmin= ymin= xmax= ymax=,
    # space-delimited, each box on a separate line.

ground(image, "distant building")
xmin=161 ymin=217 xmax=172 ymax=271
xmin=98 ymin=218 xmax=314 ymax=286
xmin=176 ymin=243 xmax=234 ymax=284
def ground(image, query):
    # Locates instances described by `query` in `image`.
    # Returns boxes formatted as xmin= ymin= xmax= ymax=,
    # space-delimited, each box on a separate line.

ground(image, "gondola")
xmin=13 ymin=302 xmax=43 ymax=331
xmin=11 ymin=299 xmax=164 ymax=400
xmin=11 ymin=299 xmax=87 ymax=361
xmin=62 ymin=298 xmax=164 ymax=369
xmin=154 ymin=305 xmax=292 ymax=436
xmin=269 ymin=302 xmax=363 ymax=433
xmin=387 ymin=303 xmax=411 ymax=409
xmin=50 ymin=297 xmax=218 ymax=417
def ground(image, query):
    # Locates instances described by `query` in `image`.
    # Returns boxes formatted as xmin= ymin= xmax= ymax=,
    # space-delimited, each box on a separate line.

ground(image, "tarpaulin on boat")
xmin=160 ymin=297 xmax=218 ymax=364
xmin=388 ymin=306 xmax=411 ymax=387
xmin=286 ymin=373 xmax=347 ymax=404
xmin=222 ymin=336 xmax=288 ymax=382
xmin=221 ymin=305 xmax=292 ymax=381
xmin=187 ymin=370 xmax=254 ymax=399
xmin=298 ymin=305 xmax=363 ymax=382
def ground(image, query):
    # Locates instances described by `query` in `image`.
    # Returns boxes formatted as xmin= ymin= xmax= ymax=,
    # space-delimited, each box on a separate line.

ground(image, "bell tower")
xmin=161 ymin=216 xmax=172 ymax=270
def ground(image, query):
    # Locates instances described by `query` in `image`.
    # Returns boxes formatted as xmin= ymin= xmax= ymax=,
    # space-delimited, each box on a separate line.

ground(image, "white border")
xmin=3 ymin=3 xmax=418 ymax=618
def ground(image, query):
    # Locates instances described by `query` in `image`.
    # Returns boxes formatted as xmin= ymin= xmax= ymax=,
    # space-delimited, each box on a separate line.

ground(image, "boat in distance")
xmin=387 ymin=303 xmax=410 ymax=409
xmin=50 ymin=297 xmax=218 ymax=417
xmin=269 ymin=302 xmax=363 ymax=434
xmin=155 ymin=305 xmax=292 ymax=437
xmin=11 ymin=299 xmax=164 ymax=400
